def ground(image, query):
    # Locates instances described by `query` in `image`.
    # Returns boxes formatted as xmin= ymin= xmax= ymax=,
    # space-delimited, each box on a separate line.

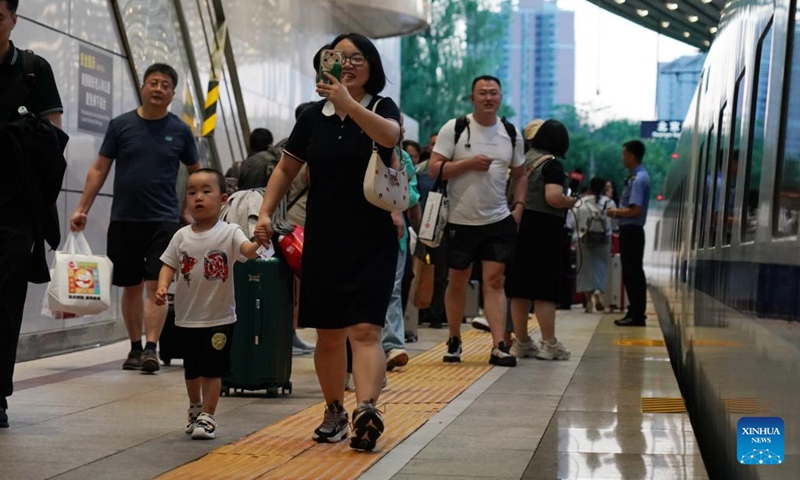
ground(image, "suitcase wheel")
xmin=267 ymin=387 xmax=279 ymax=398
xmin=282 ymin=382 xmax=292 ymax=395
xmin=221 ymin=387 xmax=230 ymax=397
xmin=162 ymin=358 xmax=171 ymax=366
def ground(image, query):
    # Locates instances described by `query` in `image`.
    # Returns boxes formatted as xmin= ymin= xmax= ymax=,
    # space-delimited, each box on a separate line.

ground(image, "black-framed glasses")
xmin=341 ymin=53 xmax=366 ymax=66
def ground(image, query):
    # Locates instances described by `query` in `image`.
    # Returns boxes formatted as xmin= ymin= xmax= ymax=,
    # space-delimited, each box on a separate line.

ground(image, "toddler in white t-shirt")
xmin=156 ymin=169 xmax=260 ymax=440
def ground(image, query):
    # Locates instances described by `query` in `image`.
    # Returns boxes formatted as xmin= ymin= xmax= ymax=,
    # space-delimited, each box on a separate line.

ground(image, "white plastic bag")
xmin=46 ymin=232 xmax=113 ymax=316
xmin=418 ymin=191 xmax=449 ymax=248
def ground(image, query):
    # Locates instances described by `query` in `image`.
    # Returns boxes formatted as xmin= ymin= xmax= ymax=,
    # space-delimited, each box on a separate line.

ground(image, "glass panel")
xmin=724 ymin=74 xmax=745 ymax=246
xmin=116 ymin=0 xmax=206 ymax=160
xmin=700 ymin=129 xmax=716 ymax=248
xmin=743 ymin=22 xmax=772 ymax=242
xmin=692 ymin=139 xmax=706 ymax=250
xmin=775 ymin=11 xmax=800 ymax=238
xmin=709 ymin=104 xmax=727 ymax=247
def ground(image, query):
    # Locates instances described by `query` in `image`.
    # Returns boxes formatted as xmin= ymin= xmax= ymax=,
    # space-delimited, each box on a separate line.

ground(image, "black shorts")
xmin=446 ymin=216 xmax=516 ymax=270
xmin=107 ymin=221 xmax=179 ymax=286
xmin=178 ymin=324 xmax=234 ymax=380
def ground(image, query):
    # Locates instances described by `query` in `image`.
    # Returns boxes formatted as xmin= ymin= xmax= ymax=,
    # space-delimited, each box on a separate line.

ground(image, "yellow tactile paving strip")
xmin=615 ymin=338 xmax=666 ymax=347
xmin=158 ymin=322 xmax=538 ymax=480
xmin=642 ymin=397 xmax=687 ymax=413
xmin=723 ymin=398 xmax=769 ymax=414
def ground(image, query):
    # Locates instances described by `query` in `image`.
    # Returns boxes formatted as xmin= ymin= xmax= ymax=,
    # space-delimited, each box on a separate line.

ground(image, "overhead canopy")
xmin=585 ymin=0 xmax=723 ymax=50
xmin=330 ymin=0 xmax=431 ymax=39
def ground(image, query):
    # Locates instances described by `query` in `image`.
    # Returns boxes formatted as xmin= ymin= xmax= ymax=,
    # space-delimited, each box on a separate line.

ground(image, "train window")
xmin=692 ymin=139 xmax=707 ymax=250
xmin=700 ymin=129 xmax=716 ymax=248
xmin=724 ymin=72 xmax=746 ymax=246
xmin=743 ymin=21 xmax=773 ymax=242
xmin=775 ymin=10 xmax=800 ymax=238
xmin=709 ymin=104 xmax=728 ymax=247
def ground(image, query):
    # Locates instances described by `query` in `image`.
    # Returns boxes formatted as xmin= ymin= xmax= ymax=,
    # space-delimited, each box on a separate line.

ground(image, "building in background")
xmin=501 ymin=0 xmax=575 ymax=129
xmin=656 ymin=53 xmax=706 ymax=120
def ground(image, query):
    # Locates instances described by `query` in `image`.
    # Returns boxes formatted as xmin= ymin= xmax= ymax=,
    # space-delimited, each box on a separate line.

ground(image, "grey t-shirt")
xmin=100 ymin=110 xmax=199 ymax=222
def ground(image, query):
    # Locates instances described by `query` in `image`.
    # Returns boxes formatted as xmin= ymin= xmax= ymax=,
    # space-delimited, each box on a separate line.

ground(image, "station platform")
xmin=0 ymin=308 xmax=708 ymax=479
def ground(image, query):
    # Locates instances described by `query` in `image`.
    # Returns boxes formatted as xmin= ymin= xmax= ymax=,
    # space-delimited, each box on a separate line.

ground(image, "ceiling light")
xmin=683 ymin=31 xmax=691 ymax=38
xmin=703 ymin=40 xmax=711 ymax=46
xmin=661 ymin=21 xmax=671 ymax=28
xmin=637 ymin=9 xmax=649 ymax=16
xmin=701 ymin=0 xmax=713 ymax=3
xmin=614 ymin=0 xmax=626 ymax=4
xmin=666 ymin=2 xmax=679 ymax=10
xmin=688 ymin=15 xmax=699 ymax=22
xmin=709 ymin=26 xmax=718 ymax=33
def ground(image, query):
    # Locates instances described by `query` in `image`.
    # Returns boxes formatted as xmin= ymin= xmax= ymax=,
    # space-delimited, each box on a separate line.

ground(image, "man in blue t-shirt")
xmin=608 ymin=140 xmax=650 ymax=327
xmin=70 ymin=63 xmax=200 ymax=372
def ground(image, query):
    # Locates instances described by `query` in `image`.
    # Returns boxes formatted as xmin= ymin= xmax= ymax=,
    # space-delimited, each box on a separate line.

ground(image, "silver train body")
xmin=650 ymin=0 xmax=800 ymax=477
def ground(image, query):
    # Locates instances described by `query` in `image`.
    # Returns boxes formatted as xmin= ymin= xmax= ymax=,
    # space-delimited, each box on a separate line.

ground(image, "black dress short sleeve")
xmin=283 ymin=100 xmax=324 ymax=163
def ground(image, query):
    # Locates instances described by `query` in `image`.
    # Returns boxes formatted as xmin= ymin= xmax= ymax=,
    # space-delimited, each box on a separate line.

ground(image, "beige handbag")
xmin=363 ymin=99 xmax=410 ymax=212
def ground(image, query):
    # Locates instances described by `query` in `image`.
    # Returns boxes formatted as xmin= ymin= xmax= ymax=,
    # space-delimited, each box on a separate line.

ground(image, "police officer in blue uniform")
xmin=608 ymin=140 xmax=650 ymax=327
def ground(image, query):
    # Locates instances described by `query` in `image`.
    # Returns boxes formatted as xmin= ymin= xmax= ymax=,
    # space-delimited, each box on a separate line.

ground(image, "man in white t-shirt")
xmin=428 ymin=75 xmax=527 ymax=367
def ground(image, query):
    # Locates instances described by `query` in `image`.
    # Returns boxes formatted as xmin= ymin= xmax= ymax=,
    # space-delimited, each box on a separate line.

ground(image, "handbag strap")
xmin=370 ymin=98 xmax=383 ymax=152
xmin=525 ymin=154 xmax=555 ymax=178
xmin=432 ymin=157 xmax=447 ymax=192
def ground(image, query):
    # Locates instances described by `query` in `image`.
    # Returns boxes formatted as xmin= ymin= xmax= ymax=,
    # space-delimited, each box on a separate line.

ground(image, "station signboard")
xmin=641 ymin=120 xmax=683 ymax=139
xmin=78 ymin=46 xmax=113 ymax=135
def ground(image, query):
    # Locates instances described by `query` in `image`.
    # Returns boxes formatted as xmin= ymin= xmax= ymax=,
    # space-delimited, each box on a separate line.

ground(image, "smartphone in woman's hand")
xmin=318 ymin=49 xmax=343 ymax=84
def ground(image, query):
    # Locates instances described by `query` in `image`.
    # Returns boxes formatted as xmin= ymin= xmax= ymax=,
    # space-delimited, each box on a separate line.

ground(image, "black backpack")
xmin=453 ymin=115 xmax=517 ymax=151
xmin=236 ymin=146 xmax=281 ymax=190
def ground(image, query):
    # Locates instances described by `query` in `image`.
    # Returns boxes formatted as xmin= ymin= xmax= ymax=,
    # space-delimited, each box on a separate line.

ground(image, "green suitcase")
xmin=222 ymin=257 xmax=293 ymax=398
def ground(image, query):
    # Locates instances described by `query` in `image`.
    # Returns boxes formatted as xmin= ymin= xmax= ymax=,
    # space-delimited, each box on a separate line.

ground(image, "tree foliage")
xmin=401 ymin=0 xmax=513 ymax=142
xmin=553 ymin=105 xmax=676 ymax=200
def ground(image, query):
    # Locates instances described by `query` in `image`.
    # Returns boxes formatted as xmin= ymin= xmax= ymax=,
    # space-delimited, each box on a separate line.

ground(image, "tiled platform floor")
xmin=1 ymin=309 xmax=708 ymax=479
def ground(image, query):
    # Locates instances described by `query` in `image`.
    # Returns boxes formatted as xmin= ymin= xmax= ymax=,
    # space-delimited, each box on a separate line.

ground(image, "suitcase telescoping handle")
xmin=255 ymin=299 xmax=261 ymax=346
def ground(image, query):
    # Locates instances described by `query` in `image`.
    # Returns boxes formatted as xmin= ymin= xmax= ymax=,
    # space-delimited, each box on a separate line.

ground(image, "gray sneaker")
xmin=140 ymin=348 xmax=160 ymax=373
xmin=312 ymin=401 xmax=349 ymax=443
xmin=350 ymin=400 xmax=384 ymax=451
xmin=536 ymin=339 xmax=571 ymax=360
xmin=510 ymin=338 xmax=539 ymax=358
xmin=122 ymin=350 xmax=142 ymax=370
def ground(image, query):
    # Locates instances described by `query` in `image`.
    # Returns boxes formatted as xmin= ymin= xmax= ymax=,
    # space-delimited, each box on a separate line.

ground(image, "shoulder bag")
xmin=363 ymin=99 xmax=410 ymax=212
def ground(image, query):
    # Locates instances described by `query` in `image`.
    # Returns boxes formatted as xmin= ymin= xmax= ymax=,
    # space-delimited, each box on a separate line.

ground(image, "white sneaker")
xmin=386 ymin=348 xmax=409 ymax=370
xmin=592 ymin=290 xmax=605 ymax=312
xmin=344 ymin=373 xmax=354 ymax=391
xmin=510 ymin=338 xmax=539 ymax=358
xmin=536 ymin=339 xmax=571 ymax=360
xmin=191 ymin=413 xmax=217 ymax=439
xmin=471 ymin=316 xmax=490 ymax=332
xmin=185 ymin=404 xmax=202 ymax=434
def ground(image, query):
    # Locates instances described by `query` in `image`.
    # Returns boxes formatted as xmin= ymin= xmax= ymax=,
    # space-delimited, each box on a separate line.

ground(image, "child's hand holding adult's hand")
xmin=155 ymin=287 xmax=168 ymax=306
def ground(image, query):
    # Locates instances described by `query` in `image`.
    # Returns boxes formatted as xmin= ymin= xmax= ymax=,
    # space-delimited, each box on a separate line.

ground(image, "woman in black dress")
xmin=255 ymin=33 xmax=400 ymax=452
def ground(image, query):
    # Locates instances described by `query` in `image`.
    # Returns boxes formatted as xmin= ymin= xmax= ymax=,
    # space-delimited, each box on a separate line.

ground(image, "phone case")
xmin=318 ymin=49 xmax=342 ymax=84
